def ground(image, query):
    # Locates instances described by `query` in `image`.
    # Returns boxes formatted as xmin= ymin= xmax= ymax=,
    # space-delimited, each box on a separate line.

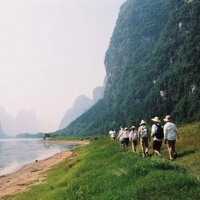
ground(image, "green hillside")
xmin=57 ymin=0 xmax=200 ymax=137
xmin=9 ymin=122 xmax=200 ymax=200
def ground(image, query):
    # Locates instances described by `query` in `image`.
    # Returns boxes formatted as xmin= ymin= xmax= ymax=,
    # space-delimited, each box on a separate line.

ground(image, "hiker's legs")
xmin=168 ymin=140 xmax=176 ymax=159
xmin=153 ymin=140 xmax=162 ymax=158
xmin=173 ymin=140 xmax=178 ymax=158
xmin=132 ymin=140 xmax=137 ymax=152
xmin=140 ymin=139 xmax=146 ymax=157
xmin=131 ymin=142 xmax=134 ymax=152
xmin=171 ymin=140 xmax=176 ymax=156
xmin=120 ymin=141 xmax=124 ymax=148
xmin=154 ymin=150 xmax=161 ymax=156
xmin=144 ymin=138 xmax=149 ymax=156
xmin=124 ymin=138 xmax=129 ymax=147
xmin=168 ymin=146 xmax=173 ymax=160
xmin=112 ymin=137 xmax=116 ymax=141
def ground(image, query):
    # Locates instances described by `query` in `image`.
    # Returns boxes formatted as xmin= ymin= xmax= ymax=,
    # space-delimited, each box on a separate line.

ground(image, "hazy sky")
xmin=0 ymin=0 xmax=125 ymax=132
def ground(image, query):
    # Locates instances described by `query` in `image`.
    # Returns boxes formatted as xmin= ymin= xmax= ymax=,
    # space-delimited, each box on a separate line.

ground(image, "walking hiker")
xmin=138 ymin=120 xmax=150 ymax=157
xmin=163 ymin=115 xmax=179 ymax=161
xmin=151 ymin=117 xmax=164 ymax=158
xmin=109 ymin=129 xmax=116 ymax=141
xmin=117 ymin=126 xmax=125 ymax=147
xmin=123 ymin=127 xmax=130 ymax=147
xmin=129 ymin=126 xmax=138 ymax=153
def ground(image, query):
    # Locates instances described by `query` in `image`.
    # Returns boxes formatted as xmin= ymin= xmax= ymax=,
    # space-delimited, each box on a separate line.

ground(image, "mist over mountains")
xmin=0 ymin=122 xmax=6 ymax=138
xmin=59 ymin=86 xmax=104 ymax=130
xmin=0 ymin=107 xmax=46 ymax=136
xmin=0 ymin=82 xmax=105 ymax=136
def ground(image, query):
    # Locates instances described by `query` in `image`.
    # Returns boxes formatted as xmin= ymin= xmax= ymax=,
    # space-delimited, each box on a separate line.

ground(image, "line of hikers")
xmin=108 ymin=115 xmax=179 ymax=161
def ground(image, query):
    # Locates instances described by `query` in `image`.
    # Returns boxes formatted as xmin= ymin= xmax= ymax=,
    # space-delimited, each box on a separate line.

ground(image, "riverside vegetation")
xmin=5 ymin=121 xmax=200 ymax=200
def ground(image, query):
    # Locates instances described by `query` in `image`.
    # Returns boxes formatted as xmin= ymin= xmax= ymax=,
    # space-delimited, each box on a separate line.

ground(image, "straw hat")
xmin=124 ymin=127 xmax=128 ymax=131
xmin=130 ymin=126 xmax=136 ymax=130
xmin=139 ymin=120 xmax=146 ymax=125
xmin=151 ymin=116 xmax=161 ymax=123
xmin=164 ymin=115 xmax=171 ymax=122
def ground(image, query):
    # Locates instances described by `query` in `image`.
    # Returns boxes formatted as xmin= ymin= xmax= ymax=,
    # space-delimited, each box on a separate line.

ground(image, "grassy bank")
xmin=5 ymin=122 xmax=200 ymax=200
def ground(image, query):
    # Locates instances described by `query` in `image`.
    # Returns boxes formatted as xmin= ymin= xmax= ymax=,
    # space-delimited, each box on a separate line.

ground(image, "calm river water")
xmin=0 ymin=138 xmax=75 ymax=176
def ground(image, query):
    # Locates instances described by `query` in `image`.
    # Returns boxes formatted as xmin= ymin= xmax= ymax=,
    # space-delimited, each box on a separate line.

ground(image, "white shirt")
xmin=109 ymin=130 xmax=116 ymax=137
xmin=123 ymin=130 xmax=129 ymax=138
xmin=164 ymin=122 xmax=178 ymax=140
xmin=118 ymin=128 xmax=123 ymax=138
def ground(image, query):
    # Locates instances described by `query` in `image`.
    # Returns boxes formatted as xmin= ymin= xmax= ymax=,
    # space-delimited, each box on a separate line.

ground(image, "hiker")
xmin=117 ymin=126 xmax=125 ymax=147
xmin=163 ymin=115 xmax=179 ymax=161
xmin=138 ymin=120 xmax=150 ymax=157
xmin=109 ymin=129 xmax=116 ymax=141
xmin=129 ymin=126 xmax=138 ymax=153
xmin=123 ymin=127 xmax=130 ymax=147
xmin=151 ymin=117 xmax=164 ymax=158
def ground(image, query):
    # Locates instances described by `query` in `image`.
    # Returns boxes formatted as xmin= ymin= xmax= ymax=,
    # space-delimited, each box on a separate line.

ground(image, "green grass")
xmin=174 ymin=121 xmax=200 ymax=179
xmin=4 ymin=122 xmax=200 ymax=200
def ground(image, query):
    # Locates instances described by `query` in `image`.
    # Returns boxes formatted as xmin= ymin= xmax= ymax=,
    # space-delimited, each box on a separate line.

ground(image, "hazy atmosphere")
xmin=0 ymin=0 xmax=125 ymax=133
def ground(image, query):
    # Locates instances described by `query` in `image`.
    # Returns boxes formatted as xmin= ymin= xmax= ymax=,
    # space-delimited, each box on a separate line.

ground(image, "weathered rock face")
xmin=56 ymin=0 xmax=200 ymax=136
xmin=93 ymin=86 xmax=104 ymax=104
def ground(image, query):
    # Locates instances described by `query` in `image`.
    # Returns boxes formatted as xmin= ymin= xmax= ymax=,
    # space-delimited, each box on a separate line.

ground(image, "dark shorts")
xmin=167 ymin=140 xmax=176 ymax=149
xmin=124 ymin=138 xmax=129 ymax=146
xmin=153 ymin=140 xmax=162 ymax=151
xmin=167 ymin=140 xmax=175 ymax=146
xmin=141 ymin=137 xmax=148 ymax=146
xmin=131 ymin=140 xmax=138 ymax=146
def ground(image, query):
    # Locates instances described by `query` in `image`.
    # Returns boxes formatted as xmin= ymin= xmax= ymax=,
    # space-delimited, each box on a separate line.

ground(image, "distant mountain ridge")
xmin=0 ymin=122 xmax=7 ymax=138
xmin=59 ymin=86 xmax=104 ymax=130
xmin=56 ymin=0 xmax=200 ymax=137
xmin=59 ymin=95 xmax=93 ymax=130
xmin=0 ymin=107 xmax=46 ymax=136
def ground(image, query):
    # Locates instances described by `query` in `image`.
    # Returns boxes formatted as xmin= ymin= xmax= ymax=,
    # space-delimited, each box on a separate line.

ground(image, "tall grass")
xmin=5 ymin=122 xmax=200 ymax=200
xmin=175 ymin=121 xmax=200 ymax=179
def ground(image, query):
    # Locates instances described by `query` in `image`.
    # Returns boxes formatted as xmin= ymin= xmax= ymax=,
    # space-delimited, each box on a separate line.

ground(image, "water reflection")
xmin=0 ymin=138 xmax=75 ymax=176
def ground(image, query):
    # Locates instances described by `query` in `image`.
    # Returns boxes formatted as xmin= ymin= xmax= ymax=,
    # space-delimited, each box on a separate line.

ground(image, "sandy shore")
xmin=0 ymin=140 xmax=89 ymax=199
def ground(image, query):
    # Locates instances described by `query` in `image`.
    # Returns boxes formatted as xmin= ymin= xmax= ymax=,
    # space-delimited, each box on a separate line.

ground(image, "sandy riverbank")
xmin=0 ymin=140 xmax=90 ymax=199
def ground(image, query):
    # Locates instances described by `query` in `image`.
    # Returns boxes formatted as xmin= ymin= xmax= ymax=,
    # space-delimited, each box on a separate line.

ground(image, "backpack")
xmin=119 ymin=136 xmax=125 ymax=141
xmin=155 ymin=124 xmax=164 ymax=139
xmin=141 ymin=126 xmax=149 ymax=138
xmin=130 ymin=130 xmax=138 ymax=141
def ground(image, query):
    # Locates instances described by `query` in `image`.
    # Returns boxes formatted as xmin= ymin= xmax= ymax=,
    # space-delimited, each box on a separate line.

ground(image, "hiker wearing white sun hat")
xmin=163 ymin=115 xmax=179 ymax=161
xmin=109 ymin=129 xmax=116 ymax=141
xmin=129 ymin=126 xmax=139 ymax=153
xmin=123 ymin=127 xmax=130 ymax=147
xmin=151 ymin=117 xmax=164 ymax=158
xmin=138 ymin=120 xmax=150 ymax=157
xmin=117 ymin=126 xmax=124 ymax=147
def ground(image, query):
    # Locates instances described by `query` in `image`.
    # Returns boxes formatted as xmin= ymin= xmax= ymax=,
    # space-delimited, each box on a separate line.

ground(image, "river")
xmin=0 ymin=138 xmax=76 ymax=176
